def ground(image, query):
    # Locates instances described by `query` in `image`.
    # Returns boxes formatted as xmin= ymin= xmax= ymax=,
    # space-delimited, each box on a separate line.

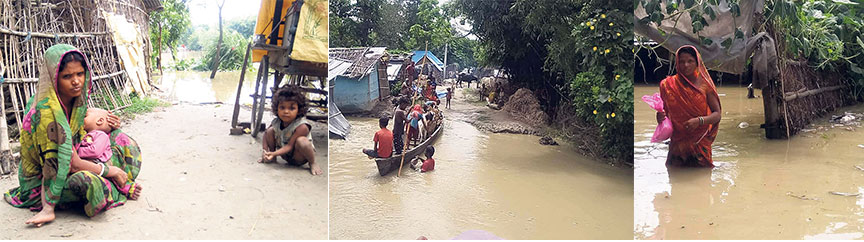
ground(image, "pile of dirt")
xmin=351 ymin=96 xmax=396 ymax=119
xmin=502 ymin=88 xmax=549 ymax=127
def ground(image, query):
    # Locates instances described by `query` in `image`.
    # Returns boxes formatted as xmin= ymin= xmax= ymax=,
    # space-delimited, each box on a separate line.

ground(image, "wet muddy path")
xmin=329 ymin=88 xmax=633 ymax=240
xmin=635 ymin=85 xmax=864 ymax=239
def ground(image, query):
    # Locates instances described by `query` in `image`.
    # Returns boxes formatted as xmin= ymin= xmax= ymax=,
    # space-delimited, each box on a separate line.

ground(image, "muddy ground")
xmin=0 ymin=103 xmax=328 ymax=239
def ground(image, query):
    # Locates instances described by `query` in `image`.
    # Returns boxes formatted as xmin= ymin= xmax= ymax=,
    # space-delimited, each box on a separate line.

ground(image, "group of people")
xmin=361 ymin=95 xmax=443 ymax=173
xmin=3 ymin=44 xmax=326 ymax=229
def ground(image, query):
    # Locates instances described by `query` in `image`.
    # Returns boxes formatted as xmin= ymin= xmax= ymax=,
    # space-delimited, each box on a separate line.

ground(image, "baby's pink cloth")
xmin=77 ymin=130 xmax=112 ymax=163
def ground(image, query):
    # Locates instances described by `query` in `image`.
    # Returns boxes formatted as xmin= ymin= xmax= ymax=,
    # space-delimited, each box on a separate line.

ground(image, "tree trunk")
xmin=209 ymin=0 xmax=226 ymax=79
xmin=157 ymin=23 xmax=163 ymax=76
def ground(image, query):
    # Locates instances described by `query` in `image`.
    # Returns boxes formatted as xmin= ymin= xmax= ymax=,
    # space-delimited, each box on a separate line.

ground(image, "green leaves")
xmin=704 ymin=5 xmax=716 ymax=20
xmin=700 ymin=36 xmax=714 ymax=46
xmin=734 ymin=28 xmax=744 ymax=39
xmin=721 ymin=36 xmax=733 ymax=49
xmin=857 ymin=36 xmax=864 ymax=49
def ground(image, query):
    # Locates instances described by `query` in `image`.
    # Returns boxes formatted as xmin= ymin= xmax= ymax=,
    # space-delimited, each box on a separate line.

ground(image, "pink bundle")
xmin=642 ymin=93 xmax=672 ymax=142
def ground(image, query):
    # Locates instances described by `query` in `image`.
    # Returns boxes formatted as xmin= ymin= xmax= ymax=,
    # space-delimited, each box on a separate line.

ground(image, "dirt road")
xmin=0 ymin=103 xmax=328 ymax=239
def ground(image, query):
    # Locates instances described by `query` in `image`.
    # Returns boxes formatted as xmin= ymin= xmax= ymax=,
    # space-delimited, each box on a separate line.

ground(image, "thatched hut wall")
xmin=762 ymin=20 xmax=853 ymax=139
xmin=0 ymin=0 xmax=156 ymax=140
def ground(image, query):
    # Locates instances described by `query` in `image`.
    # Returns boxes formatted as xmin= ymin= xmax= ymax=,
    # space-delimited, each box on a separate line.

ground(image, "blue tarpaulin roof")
xmin=411 ymin=51 xmax=444 ymax=71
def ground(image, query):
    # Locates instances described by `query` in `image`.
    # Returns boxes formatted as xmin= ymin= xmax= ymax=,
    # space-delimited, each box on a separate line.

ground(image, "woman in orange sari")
xmin=657 ymin=45 xmax=722 ymax=167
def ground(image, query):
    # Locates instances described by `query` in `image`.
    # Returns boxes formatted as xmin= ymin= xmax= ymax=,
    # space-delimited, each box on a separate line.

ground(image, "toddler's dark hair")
xmin=272 ymin=86 xmax=308 ymax=118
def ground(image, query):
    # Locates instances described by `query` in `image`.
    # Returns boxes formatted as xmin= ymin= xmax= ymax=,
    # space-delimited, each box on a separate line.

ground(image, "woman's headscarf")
xmin=658 ymin=45 xmax=721 ymax=167
xmin=674 ymin=45 xmax=717 ymax=94
xmin=11 ymin=44 xmax=93 ymax=207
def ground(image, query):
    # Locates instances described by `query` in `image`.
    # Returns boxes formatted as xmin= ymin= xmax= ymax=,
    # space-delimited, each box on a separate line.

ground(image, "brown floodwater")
xmin=329 ymin=113 xmax=633 ymax=239
xmin=157 ymin=70 xmax=326 ymax=109
xmin=635 ymin=85 xmax=864 ymax=239
xmin=157 ymin=71 xmax=260 ymax=104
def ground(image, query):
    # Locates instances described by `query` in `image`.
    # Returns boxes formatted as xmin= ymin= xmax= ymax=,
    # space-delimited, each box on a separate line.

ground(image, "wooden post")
xmin=230 ymin=43 xmax=252 ymax=133
xmin=762 ymin=78 xmax=783 ymax=139
xmin=209 ymin=0 xmax=227 ymax=79
xmin=443 ymin=42 xmax=448 ymax=80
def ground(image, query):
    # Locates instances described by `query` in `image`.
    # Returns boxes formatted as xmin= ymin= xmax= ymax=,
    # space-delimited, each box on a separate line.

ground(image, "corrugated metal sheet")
xmin=328 ymin=100 xmax=351 ymax=139
xmin=386 ymin=63 xmax=402 ymax=81
xmin=328 ymin=59 xmax=352 ymax=82
xmin=329 ymin=47 xmax=387 ymax=78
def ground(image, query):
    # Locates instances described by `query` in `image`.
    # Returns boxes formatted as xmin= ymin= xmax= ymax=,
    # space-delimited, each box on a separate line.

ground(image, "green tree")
xmin=370 ymin=1 xmax=408 ymax=49
xmin=443 ymin=36 xmax=478 ymax=71
xmin=328 ymin=0 xmax=358 ymax=47
xmin=195 ymin=29 xmax=250 ymax=71
xmin=226 ymin=15 xmax=257 ymax=38
xmin=354 ymin=0 xmax=385 ymax=46
xmin=149 ymin=0 xmax=191 ymax=74
xmin=453 ymin=0 xmax=634 ymax=163
xmin=405 ymin=0 xmax=451 ymax=50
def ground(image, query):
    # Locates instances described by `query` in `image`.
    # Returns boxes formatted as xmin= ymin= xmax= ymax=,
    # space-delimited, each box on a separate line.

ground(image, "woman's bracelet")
xmin=698 ymin=116 xmax=705 ymax=125
xmin=99 ymin=163 xmax=109 ymax=177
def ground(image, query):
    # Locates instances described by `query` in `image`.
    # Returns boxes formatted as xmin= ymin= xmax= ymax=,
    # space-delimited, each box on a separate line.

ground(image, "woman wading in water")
xmin=657 ymin=45 xmax=722 ymax=167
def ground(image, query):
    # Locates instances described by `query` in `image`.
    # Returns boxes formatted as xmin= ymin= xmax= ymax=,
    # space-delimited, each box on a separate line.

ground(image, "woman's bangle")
xmin=98 ymin=163 xmax=106 ymax=177
xmin=699 ymin=116 xmax=705 ymax=125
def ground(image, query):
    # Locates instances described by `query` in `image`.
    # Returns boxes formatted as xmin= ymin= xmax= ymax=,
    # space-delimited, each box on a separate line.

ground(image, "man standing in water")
xmin=393 ymin=96 xmax=410 ymax=155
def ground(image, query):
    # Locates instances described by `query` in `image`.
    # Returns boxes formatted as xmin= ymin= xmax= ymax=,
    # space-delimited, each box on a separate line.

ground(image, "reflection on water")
xmin=635 ymin=85 xmax=864 ymax=239
xmin=329 ymin=115 xmax=633 ymax=240
xmin=157 ymin=71 xmax=262 ymax=104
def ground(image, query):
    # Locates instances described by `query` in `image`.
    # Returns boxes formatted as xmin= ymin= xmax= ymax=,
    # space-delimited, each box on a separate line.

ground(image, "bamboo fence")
xmin=0 ymin=0 xmax=157 ymax=173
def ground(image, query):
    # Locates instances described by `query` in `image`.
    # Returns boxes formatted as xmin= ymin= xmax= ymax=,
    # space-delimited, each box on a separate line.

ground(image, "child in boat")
xmin=407 ymin=104 xmax=426 ymax=148
xmin=261 ymin=87 xmax=322 ymax=176
xmin=393 ymin=96 xmax=410 ymax=154
xmin=446 ymin=87 xmax=452 ymax=109
xmin=410 ymin=145 xmax=435 ymax=172
xmin=422 ymin=103 xmax=440 ymax=139
xmin=362 ymin=117 xmax=393 ymax=159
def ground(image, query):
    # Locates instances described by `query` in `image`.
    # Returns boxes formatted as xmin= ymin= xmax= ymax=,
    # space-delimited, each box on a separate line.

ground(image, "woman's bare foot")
xmin=129 ymin=183 xmax=143 ymax=200
xmin=309 ymin=161 xmax=323 ymax=176
xmin=25 ymin=208 xmax=55 ymax=227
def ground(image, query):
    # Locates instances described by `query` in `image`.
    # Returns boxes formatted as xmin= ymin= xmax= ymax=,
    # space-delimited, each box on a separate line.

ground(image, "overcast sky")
xmin=187 ymin=0 xmax=473 ymax=38
xmin=188 ymin=0 xmax=260 ymax=26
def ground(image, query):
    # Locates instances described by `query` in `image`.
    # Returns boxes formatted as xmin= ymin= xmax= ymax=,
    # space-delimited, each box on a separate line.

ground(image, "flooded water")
xmin=634 ymin=85 xmax=864 ymax=239
xmin=329 ymin=113 xmax=633 ymax=239
xmin=157 ymin=70 xmax=325 ymax=107
xmin=157 ymin=71 xmax=261 ymax=104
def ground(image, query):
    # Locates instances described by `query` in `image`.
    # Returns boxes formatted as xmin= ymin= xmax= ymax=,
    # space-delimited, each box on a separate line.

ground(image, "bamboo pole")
xmin=783 ymin=85 xmax=842 ymax=102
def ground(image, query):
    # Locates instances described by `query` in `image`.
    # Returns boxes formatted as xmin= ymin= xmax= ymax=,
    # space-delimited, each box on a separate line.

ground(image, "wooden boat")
xmin=375 ymin=122 xmax=444 ymax=176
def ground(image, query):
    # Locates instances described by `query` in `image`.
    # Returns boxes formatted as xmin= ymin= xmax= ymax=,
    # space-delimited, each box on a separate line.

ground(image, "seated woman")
xmin=657 ymin=45 xmax=722 ymax=167
xmin=3 ymin=44 xmax=144 ymax=227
